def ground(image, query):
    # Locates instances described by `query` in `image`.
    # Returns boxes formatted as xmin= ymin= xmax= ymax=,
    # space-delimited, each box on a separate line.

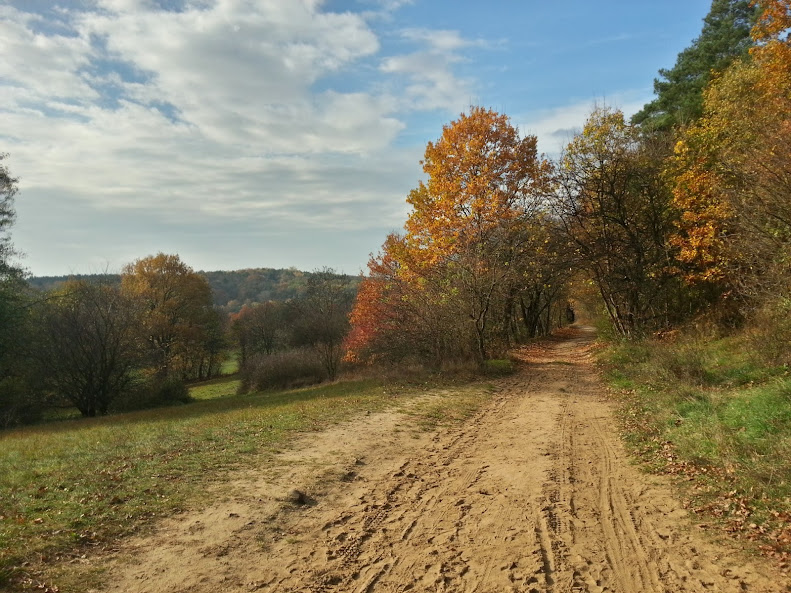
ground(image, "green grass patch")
xmin=0 ymin=379 xmax=391 ymax=589
xmin=0 ymin=374 xmax=496 ymax=591
xmin=481 ymin=359 xmax=516 ymax=377
xmin=188 ymin=376 xmax=242 ymax=401
xmin=602 ymin=332 xmax=791 ymax=554
xmin=401 ymin=385 xmax=494 ymax=432
xmin=219 ymin=351 xmax=240 ymax=375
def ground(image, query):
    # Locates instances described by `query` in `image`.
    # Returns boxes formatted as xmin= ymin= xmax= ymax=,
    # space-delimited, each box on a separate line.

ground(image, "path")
xmin=95 ymin=327 xmax=785 ymax=593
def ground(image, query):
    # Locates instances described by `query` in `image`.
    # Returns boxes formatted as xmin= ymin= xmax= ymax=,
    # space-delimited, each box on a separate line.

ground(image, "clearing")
xmin=89 ymin=327 xmax=786 ymax=592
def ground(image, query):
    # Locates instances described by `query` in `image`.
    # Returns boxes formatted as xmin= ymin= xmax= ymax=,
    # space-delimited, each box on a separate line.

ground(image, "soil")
xmin=91 ymin=327 xmax=787 ymax=593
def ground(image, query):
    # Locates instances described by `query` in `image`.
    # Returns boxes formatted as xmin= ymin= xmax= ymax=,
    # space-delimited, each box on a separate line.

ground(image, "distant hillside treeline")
xmin=28 ymin=268 xmax=360 ymax=312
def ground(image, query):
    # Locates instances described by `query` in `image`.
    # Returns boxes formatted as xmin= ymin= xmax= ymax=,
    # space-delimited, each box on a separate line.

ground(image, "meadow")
xmin=0 ymin=374 xmax=495 ymax=590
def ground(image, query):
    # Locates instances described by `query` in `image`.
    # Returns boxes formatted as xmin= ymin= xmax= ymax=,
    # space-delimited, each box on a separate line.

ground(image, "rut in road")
xmin=99 ymin=327 xmax=785 ymax=593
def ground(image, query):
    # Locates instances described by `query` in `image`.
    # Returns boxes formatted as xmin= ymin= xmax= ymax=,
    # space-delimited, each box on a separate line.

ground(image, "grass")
xmin=188 ymin=375 xmax=241 ymax=401
xmin=400 ymin=384 xmax=495 ymax=432
xmin=219 ymin=350 xmax=240 ymax=375
xmin=602 ymin=332 xmax=791 ymax=556
xmin=481 ymin=359 xmax=516 ymax=377
xmin=0 ymin=374 xmax=495 ymax=591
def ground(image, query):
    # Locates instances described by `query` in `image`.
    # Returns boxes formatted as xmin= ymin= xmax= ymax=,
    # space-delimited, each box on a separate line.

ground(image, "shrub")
xmin=241 ymin=348 xmax=327 ymax=392
xmin=0 ymin=377 xmax=41 ymax=428
xmin=653 ymin=339 xmax=715 ymax=385
xmin=114 ymin=376 xmax=191 ymax=411
xmin=746 ymin=297 xmax=791 ymax=366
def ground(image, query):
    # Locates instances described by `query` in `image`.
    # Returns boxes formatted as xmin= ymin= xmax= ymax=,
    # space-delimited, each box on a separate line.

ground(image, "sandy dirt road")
xmin=96 ymin=327 xmax=786 ymax=593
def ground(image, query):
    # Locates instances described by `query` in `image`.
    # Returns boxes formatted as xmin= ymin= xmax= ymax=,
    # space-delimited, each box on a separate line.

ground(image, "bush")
xmin=653 ymin=339 xmax=715 ymax=385
xmin=241 ymin=348 xmax=327 ymax=392
xmin=0 ymin=377 xmax=41 ymax=428
xmin=114 ymin=376 xmax=192 ymax=411
xmin=746 ymin=297 xmax=791 ymax=366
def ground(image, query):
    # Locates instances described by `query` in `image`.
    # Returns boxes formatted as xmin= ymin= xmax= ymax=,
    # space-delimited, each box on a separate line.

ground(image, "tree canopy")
xmin=632 ymin=0 xmax=757 ymax=131
xmin=0 ymin=153 xmax=22 ymax=282
xmin=347 ymin=107 xmax=568 ymax=364
xmin=669 ymin=0 xmax=791 ymax=300
xmin=121 ymin=253 xmax=223 ymax=379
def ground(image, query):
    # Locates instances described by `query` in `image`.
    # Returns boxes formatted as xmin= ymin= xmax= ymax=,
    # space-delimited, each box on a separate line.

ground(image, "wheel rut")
xmin=96 ymin=327 xmax=786 ymax=593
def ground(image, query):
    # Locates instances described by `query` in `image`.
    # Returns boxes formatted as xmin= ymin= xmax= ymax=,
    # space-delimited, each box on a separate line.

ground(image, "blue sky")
xmin=1 ymin=0 xmax=710 ymax=276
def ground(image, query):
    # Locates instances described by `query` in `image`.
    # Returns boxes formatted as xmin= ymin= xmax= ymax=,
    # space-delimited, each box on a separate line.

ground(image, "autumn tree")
xmin=509 ymin=216 xmax=576 ymax=339
xmin=34 ymin=280 xmax=141 ymax=417
xmin=669 ymin=0 xmax=791 ymax=303
xmin=405 ymin=108 xmax=547 ymax=260
xmin=409 ymin=107 xmax=556 ymax=358
xmin=347 ymin=107 xmax=569 ymax=364
xmin=121 ymin=253 xmax=224 ymax=379
xmin=554 ymin=107 xmax=680 ymax=335
xmin=231 ymin=301 xmax=287 ymax=365
xmin=345 ymin=234 xmax=476 ymax=365
xmin=344 ymin=239 xmax=406 ymax=364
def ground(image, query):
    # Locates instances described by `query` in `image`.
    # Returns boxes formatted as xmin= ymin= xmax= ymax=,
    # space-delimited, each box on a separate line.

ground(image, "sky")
xmin=1 ymin=0 xmax=712 ymax=277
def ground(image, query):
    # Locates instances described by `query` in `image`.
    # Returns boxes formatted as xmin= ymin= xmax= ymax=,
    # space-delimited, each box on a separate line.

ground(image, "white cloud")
xmin=75 ymin=0 xmax=384 ymax=151
xmin=401 ymin=28 xmax=486 ymax=52
xmin=516 ymin=93 xmax=652 ymax=157
xmin=358 ymin=0 xmax=415 ymax=16
xmin=1 ymin=0 xmax=486 ymax=275
xmin=379 ymin=28 xmax=482 ymax=112
xmin=0 ymin=6 xmax=95 ymax=102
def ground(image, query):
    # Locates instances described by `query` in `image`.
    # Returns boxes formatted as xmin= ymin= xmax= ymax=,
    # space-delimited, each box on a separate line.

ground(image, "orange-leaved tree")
xmin=344 ymin=235 xmax=408 ymax=364
xmin=405 ymin=107 xmax=549 ymax=265
xmin=347 ymin=107 xmax=565 ymax=363
xmin=669 ymin=0 xmax=791 ymax=299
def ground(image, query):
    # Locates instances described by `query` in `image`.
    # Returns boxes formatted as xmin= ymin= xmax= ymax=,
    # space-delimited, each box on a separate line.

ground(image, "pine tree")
xmin=633 ymin=0 xmax=757 ymax=131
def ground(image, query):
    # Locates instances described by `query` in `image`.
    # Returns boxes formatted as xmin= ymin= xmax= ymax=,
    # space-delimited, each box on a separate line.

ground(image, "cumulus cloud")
xmin=379 ymin=28 xmax=483 ymax=112
xmin=0 ymin=6 xmax=95 ymax=102
xmin=3 ymin=0 xmax=483 ymax=274
xmin=76 ymin=0 xmax=385 ymax=151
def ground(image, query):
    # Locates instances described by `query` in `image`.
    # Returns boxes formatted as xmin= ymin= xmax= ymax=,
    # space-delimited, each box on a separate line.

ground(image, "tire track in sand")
xmin=97 ymin=327 xmax=786 ymax=593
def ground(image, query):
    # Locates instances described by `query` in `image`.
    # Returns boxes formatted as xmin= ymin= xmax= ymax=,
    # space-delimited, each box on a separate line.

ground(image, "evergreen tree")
xmin=633 ymin=0 xmax=757 ymax=131
xmin=0 ymin=153 xmax=26 ymax=372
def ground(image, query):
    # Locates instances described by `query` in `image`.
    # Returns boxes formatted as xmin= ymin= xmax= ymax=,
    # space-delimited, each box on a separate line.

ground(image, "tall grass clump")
xmin=745 ymin=297 xmax=791 ymax=367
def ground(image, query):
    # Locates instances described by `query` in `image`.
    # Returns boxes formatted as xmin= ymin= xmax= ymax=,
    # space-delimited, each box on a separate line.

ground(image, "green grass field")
xmin=188 ymin=374 xmax=241 ymax=400
xmin=0 ymin=375 xmax=493 ymax=591
xmin=603 ymin=333 xmax=791 ymax=555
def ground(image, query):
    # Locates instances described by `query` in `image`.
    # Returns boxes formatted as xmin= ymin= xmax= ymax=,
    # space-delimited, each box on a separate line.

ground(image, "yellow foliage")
xmin=668 ymin=0 xmax=791 ymax=287
xmin=404 ymin=106 xmax=549 ymax=267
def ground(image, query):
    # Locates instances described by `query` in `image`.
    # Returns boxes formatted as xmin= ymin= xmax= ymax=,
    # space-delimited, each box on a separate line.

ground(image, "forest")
xmin=27 ymin=267 xmax=360 ymax=313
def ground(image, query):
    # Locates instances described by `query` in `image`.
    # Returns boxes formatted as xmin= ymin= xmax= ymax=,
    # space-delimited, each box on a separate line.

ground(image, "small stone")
xmin=287 ymin=489 xmax=307 ymax=505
